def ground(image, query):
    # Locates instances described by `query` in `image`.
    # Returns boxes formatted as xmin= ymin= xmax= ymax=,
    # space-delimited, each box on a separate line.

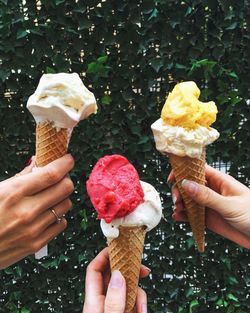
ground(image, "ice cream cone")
xmin=108 ymin=226 xmax=147 ymax=313
xmin=169 ymin=148 xmax=206 ymax=252
xmin=35 ymin=121 xmax=71 ymax=167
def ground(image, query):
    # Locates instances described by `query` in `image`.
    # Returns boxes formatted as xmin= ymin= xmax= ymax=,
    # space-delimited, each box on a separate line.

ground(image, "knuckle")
xmin=62 ymin=198 xmax=72 ymax=212
xmin=62 ymin=178 xmax=74 ymax=195
xmin=86 ymin=263 xmax=93 ymax=274
xmin=137 ymin=287 xmax=147 ymax=301
xmin=139 ymin=287 xmax=147 ymax=297
xmin=60 ymin=218 xmax=68 ymax=229
xmin=105 ymin=301 xmax=123 ymax=312
xmin=26 ymin=227 xmax=39 ymax=239
xmin=200 ymin=187 xmax=212 ymax=205
xmin=16 ymin=209 xmax=34 ymax=225
xmin=4 ymin=192 xmax=20 ymax=207
xmin=44 ymin=167 xmax=60 ymax=184
xmin=29 ymin=241 xmax=42 ymax=254
xmin=86 ymin=256 xmax=97 ymax=273
xmin=66 ymin=198 xmax=72 ymax=209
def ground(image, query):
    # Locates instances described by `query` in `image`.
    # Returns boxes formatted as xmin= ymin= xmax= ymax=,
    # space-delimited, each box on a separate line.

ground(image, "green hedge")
xmin=0 ymin=0 xmax=249 ymax=312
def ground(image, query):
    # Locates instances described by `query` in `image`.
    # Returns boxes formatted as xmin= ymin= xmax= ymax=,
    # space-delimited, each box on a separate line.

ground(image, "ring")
xmin=50 ymin=209 xmax=62 ymax=224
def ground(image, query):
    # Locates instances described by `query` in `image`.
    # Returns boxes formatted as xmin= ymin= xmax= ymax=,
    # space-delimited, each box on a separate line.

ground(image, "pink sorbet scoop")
xmin=86 ymin=154 xmax=144 ymax=223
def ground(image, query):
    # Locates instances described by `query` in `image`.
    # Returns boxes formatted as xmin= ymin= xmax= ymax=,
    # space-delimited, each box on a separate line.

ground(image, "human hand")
xmin=0 ymin=154 xmax=75 ymax=269
xmin=83 ymin=248 xmax=148 ymax=313
xmin=168 ymin=165 xmax=250 ymax=249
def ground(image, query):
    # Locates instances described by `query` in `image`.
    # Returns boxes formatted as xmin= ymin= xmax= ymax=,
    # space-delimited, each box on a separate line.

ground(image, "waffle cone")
xmin=35 ymin=121 xmax=70 ymax=167
xmin=169 ymin=149 xmax=206 ymax=252
xmin=107 ymin=226 xmax=146 ymax=313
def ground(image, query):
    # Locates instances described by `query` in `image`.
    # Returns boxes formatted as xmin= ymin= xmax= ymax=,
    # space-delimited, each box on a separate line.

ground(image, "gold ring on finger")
xmin=50 ymin=209 xmax=62 ymax=224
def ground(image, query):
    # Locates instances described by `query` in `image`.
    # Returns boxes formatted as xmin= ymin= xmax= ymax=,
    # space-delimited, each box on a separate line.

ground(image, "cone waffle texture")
xmin=108 ymin=226 xmax=146 ymax=313
xmin=169 ymin=149 xmax=206 ymax=252
xmin=35 ymin=121 xmax=69 ymax=167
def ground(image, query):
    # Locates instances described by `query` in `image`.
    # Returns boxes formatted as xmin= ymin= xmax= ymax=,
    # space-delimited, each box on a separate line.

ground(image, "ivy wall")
xmin=0 ymin=1 xmax=249 ymax=312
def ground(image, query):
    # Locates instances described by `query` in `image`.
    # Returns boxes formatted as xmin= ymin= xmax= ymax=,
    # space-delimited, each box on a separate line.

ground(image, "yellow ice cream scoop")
xmin=161 ymin=81 xmax=217 ymax=129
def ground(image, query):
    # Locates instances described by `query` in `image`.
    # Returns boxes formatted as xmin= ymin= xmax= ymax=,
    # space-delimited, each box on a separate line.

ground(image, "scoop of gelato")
xmin=27 ymin=73 xmax=97 ymax=128
xmin=86 ymin=155 xmax=144 ymax=223
xmin=151 ymin=118 xmax=219 ymax=158
xmin=161 ymin=81 xmax=217 ymax=129
xmin=100 ymin=180 xmax=162 ymax=238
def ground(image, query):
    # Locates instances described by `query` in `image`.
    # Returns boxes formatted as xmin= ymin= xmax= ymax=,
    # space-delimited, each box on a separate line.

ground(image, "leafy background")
xmin=0 ymin=0 xmax=249 ymax=312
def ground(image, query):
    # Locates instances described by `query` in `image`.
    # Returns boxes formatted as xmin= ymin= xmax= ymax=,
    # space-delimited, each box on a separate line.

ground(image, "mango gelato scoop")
xmin=161 ymin=81 xmax=217 ymax=129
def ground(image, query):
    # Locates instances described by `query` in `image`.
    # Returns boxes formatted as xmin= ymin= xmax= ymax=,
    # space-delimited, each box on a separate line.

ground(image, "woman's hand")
xmin=0 ymin=154 xmax=75 ymax=269
xmin=168 ymin=165 xmax=250 ymax=249
xmin=83 ymin=248 xmax=148 ymax=313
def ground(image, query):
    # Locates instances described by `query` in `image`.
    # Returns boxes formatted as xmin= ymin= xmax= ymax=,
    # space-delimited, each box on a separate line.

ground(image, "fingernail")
xmin=167 ymin=174 xmax=171 ymax=183
xmin=143 ymin=266 xmax=151 ymax=273
xmin=110 ymin=270 xmax=124 ymax=289
xmin=141 ymin=303 xmax=147 ymax=313
xmin=25 ymin=157 xmax=32 ymax=167
xmin=182 ymin=179 xmax=198 ymax=195
xmin=172 ymin=193 xmax=177 ymax=205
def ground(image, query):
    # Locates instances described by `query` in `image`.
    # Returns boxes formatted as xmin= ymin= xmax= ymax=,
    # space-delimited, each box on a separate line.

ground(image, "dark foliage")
xmin=0 ymin=1 xmax=249 ymax=312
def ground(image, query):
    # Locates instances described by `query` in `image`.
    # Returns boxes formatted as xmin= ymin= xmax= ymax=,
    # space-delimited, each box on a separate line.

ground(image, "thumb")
xmin=181 ymin=179 xmax=233 ymax=217
xmin=104 ymin=270 xmax=126 ymax=313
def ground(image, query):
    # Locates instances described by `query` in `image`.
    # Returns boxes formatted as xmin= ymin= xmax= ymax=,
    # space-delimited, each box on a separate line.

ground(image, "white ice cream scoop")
xmin=27 ymin=72 xmax=97 ymax=128
xmin=101 ymin=181 xmax=163 ymax=239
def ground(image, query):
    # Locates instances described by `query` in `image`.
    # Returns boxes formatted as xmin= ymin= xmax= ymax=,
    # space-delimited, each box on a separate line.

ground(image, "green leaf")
xmin=227 ymin=293 xmax=239 ymax=302
xmin=97 ymin=55 xmax=108 ymax=64
xmin=46 ymin=66 xmax=56 ymax=74
xmin=150 ymin=59 xmax=163 ymax=73
xmin=148 ymin=8 xmax=158 ymax=20
xmin=228 ymin=71 xmax=239 ymax=80
xmin=79 ymin=19 xmax=92 ymax=30
xmin=56 ymin=0 xmax=65 ymax=4
xmin=81 ymin=218 xmax=88 ymax=231
xmin=0 ymin=69 xmax=9 ymax=81
xmin=101 ymin=95 xmax=112 ymax=105
xmin=227 ymin=304 xmax=236 ymax=313
xmin=189 ymin=59 xmax=217 ymax=73
xmin=226 ymin=22 xmax=237 ymax=30
xmin=228 ymin=276 xmax=239 ymax=284
xmin=176 ymin=63 xmax=187 ymax=69
xmin=21 ymin=308 xmax=30 ymax=313
xmin=138 ymin=136 xmax=149 ymax=144
xmin=185 ymin=6 xmax=192 ymax=16
xmin=16 ymin=30 xmax=27 ymax=39
xmin=189 ymin=299 xmax=199 ymax=313
xmin=216 ymin=299 xmax=224 ymax=306
xmin=178 ymin=306 xmax=184 ymax=313
xmin=186 ymin=287 xmax=194 ymax=297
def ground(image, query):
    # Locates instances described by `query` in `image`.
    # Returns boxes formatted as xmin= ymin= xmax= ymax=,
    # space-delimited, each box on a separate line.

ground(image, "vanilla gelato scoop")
xmin=101 ymin=181 xmax=163 ymax=239
xmin=151 ymin=119 xmax=219 ymax=158
xmin=27 ymin=73 xmax=97 ymax=128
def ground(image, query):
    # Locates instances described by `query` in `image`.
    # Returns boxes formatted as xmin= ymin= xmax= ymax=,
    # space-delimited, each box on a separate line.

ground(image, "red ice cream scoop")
xmin=86 ymin=154 xmax=144 ymax=223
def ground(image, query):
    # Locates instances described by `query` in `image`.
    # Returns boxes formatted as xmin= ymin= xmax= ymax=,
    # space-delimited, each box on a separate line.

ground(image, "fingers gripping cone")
xmin=169 ymin=148 xmax=206 ymax=252
xmin=108 ymin=226 xmax=146 ymax=313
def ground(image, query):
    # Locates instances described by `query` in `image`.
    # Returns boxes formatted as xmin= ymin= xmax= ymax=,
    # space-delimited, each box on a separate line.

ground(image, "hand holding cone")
xmin=27 ymin=73 xmax=97 ymax=258
xmin=151 ymin=81 xmax=219 ymax=252
xmin=86 ymin=155 xmax=162 ymax=311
